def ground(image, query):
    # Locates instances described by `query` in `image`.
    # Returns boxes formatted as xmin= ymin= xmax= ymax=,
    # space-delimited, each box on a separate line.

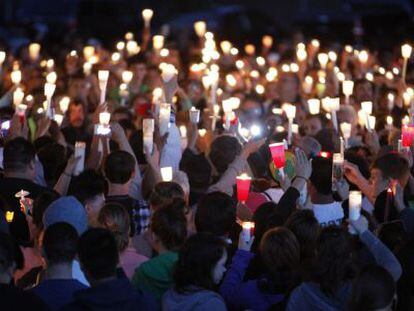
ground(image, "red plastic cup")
xmin=269 ymin=142 xmax=286 ymax=168
xmin=401 ymin=125 xmax=414 ymax=147
xmin=236 ymin=174 xmax=251 ymax=203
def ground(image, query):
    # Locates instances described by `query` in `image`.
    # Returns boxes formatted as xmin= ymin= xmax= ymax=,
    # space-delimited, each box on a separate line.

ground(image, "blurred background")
xmin=0 ymin=0 xmax=414 ymax=51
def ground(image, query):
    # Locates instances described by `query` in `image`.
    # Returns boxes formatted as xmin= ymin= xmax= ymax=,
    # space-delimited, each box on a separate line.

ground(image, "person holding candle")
xmin=162 ymin=233 xmax=228 ymax=311
xmin=61 ymin=100 xmax=91 ymax=148
xmin=220 ymin=227 xmax=301 ymax=311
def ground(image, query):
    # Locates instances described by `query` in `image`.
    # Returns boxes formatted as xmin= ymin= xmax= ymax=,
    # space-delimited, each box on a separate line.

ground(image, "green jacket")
xmin=132 ymin=251 xmax=178 ymax=305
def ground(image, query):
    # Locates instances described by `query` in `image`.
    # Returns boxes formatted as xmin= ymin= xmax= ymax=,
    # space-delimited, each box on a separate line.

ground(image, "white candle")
xmin=194 ymin=21 xmax=206 ymax=38
xmin=189 ymin=107 xmax=200 ymax=123
xmin=153 ymin=35 xmax=165 ymax=50
xmin=59 ymin=96 xmax=70 ymax=114
xmin=160 ymin=64 xmax=177 ymax=83
xmin=303 ymin=76 xmax=313 ymax=94
xmin=83 ymin=46 xmax=95 ymax=61
xmin=0 ymin=51 xmax=6 ymax=67
xmin=46 ymin=71 xmax=57 ymax=84
xmin=159 ymin=103 xmax=171 ymax=136
xmin=143 ymin=118 xmax=155 ymax=134
xmin=349 ymin=190 xmax=362 ymax=220
xmin=74 ymin=142 xmax=86 ymax=176
xmin=361 ymin=101 xmax=373 ymax=115
xmin=241 ymin=221 xmax=255 ymax=242
xmin=340 ymin=122 xmax=351 ymax=148
xmin=98 ymin=70 xmax=109 ymax=104
xmin=307 ymin=99 xmax=320 ymax=115
xmin=402 ymin=44 xmax=412 ymax=81
xmin=342 ymin=80 xmax=354 ymax=105
xmin=11 ymin=70 xmax=21 ymax=85
xmin=54 ymin=114 xmax=64 ymax=126
xmin=29 ymin=43 xmax=41 ymax=61
xmin=44 ymin=83 xmax=56 ymax=119
xmin=122 ymin=71 xmax=133 ymax=84
xmin=366 ymin=115 xmax=376 ymax=132
xmin=142 ymin=9 xmax=154 ymax=28
xmin=143 ymin=135 xmax=153 ymax=154
xmin=386 ymin=116 xmax=393 ymax=130
xmin=160 ymin=167 xmax=173 ymax=182
xmin=317 ymin=53 xmax=329 ymax=69
xmin=99 ymin=112 xmax=111 ymax=126
xmin=220 ymin=41 xmax=232 ymax=54
xmin=13 ymin=87 xmax=24 ymax=107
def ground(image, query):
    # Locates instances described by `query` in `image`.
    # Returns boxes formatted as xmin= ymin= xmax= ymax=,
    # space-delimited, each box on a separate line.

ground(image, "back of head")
xmin=43 ymin=196 xmax=88 ymax=235
xmin=97 ymin=203 xmax=130 ymax=252
xmin=174 ymin=232 xmax=227 ymax=292
xmin=195 ymin=192 xmax=236 ymax=236
xmin=315 ymin=226 xmax=354 ymax=296
xmin=104 ymin=150 xmax=135 ymax=184
xmin=310 ymin=156 xmax=333 ymax=195
xmin=3 ymin=137 xmax=35 ymax=172
xmin=43 ymin=222 xmax=78 ymax=266
xmin=209 ymin=135 xmax=242 ymax=174
xmin=314 ymin=129 xmax=336 ymax=153
xmin=149 ymin=182 xmax=185 ymax=210
xmin=260 ymin=227 xmax=300 ymax=274
xmin=151 ymin=203 xmax=187 ymax=251
xmin=372 ymin=152 xmax=409 ymax=181
xmin=32 ymin=191 xmax=60 ymax=230
xmin=349 ymin=266 xmax=395 ymax=311
xmin=70 ymin=169 xmax=106 ymax=205
xmin=172 ymin=171 xmax=190 ymax=198
xmin=285 ymin=210 xmax=320 ymax=262
xmin=78 ymin=228 xmax=119 ymax=281
xmin=179 ymin=150 xmax=211 ymax=191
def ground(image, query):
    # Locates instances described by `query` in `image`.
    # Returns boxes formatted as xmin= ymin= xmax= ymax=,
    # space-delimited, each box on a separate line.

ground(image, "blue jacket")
xmin=60 ymin=277 xmax=156 ymax=311
xmin=219 ymin=250 xmax=286 ymax=311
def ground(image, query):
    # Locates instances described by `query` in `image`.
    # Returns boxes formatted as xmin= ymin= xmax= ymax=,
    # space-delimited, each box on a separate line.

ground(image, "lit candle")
xmin=189 ymin=107 xmax=200 ymax=123
xmin=83 ymin=62 xmax=92 ymax=76
xmin=142 ymin=9 xmax=154 ymax=28
xmin=307 ymin=99 xmax=320 ymax=115
xmin=159 ymin=103 xmax=171 ymax=136
xmin=236 ymin=173 xmax=252 ymax=203
xmin=5 ymin=211 xmax=14 ymax=223
xmin=29 ymin=43 xmax=41 ymax=61
xmin=245 ymin=44 xmax=255 ymax=56
xmin=401 ymin=124 xmax=414 ymax=147
xmin=366 ymin=115 xmax=376 ymax=132
xmin=160 ymin=63 xmax=177 ymax=83
xmin=269 ymin=142 xmax=286 ymax=178
xmin=122 ymin=71 xmax=133 ymax=85
xmin=46 ymin=71 xmax=57 ymax=84
xmin=74 ymin=142 xmax=86 ymax=176
xmin=13 ymin=87 xmax=24 ymax=107
xmin=160 ymin=167 xmax=173 ymax=182
xmin=342 ymin=80 xmax=354 ymax=105
xmin=386 ymin=116 xmax=393 ymax=130
xmin=59 ymin=96 xmax=70 ymax=114
xmin=283 ymin=103 xmax=296 ymax=145
xmin=317 ymin=53 xmax=329 ymax=69
xmin=99 ymin=112 xmax=111 ymax=126
xmin=11 ymin=69 xmax=22 ymax=85
xmin=349 ymin=190 xmax=362 ymax=221
xmin=44 ymin=83 xmax=56 ymax=119
xmin=220 ymin=41 xmax=232 ymax=54
xmin=0 ymin=51 xmax=6 ymax=69
xmin=153 ymin=35 xmax=165 ymax=50
xmin=340 ymin=122 xmax=351 ymax=148
xmin=262 ymin=35 xmax=273 ymax=49
xmin=332 ymin=153 xmax=344 ymax=189
xmin=303 ymin=76 xmax=313 ymax=94
xmin=143 ymin=118 xmax=155 ymax=135
xmin=387 ymin=93 xmax=395 ymax=111
xmin=241 ymin=221 xmax=255 ymax=242
xmin=83 ymin=46 xmax=95 ymax=61
xmin=126 ymin=40 xmax=140 ymax=56
xmin=401 ymin=43 xmax=412 ymax=82
xmin=194 ymin=21 xmax=206 ymax=38
xmin=53 ymin=114 xmax=64 ymax=126
xmin=98 ymin=70 xmax=109 ymax=104
xmin=361 ymin=101 xmax=373 ymax=115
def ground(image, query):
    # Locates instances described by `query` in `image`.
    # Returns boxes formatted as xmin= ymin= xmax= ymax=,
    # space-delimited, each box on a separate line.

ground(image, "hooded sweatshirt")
xmin=286 ymin=281 xmax=352 ymax=311
xmin=132 ymin=251 xmax=178 ymax=305
xmin=162 ymin=288 xmax=227 ymax=311
xmin=60 ymin=277 xmax=156 ymax=311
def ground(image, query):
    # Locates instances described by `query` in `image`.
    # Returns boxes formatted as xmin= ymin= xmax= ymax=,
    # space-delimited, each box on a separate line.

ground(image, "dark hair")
xmin=313 ymin=226 xmax=355 ymax=297
xmin=285 ymin=210 xmax=320 ymax=267
xmin=260 ymin=227 xmax=300 ymax=275
xmin=78 ymin=228 xmax=119 ymax=280
xmin=32 ymin=191 xmax=60 ymax=229
xmin=174 ymin=233 xmax=227 ymax=292
xmin=37 ymin=142 xmax=66 ymax=186
xmin=0 ymin=232 xmax=15 ymax=273
xmin=70 ymin=169 xmax=106 ymax=205
xmin=43 ymin=222 xmax=78 ymax=265
xmin=179 ymin=150 xmax=212 ymax=190
xmin=348 ymin=266 xmax=395 ymax=311
xmin=3 ymin=137 xmax=35 ymax=172
xmin=104 ymin=151 xmax=135 ymax=184
xmin=149 ymin=182 xmax=185 ymax=210
xmin=98 ymin=203 xmax=130 ymax=252
xmin=371 ymin=152 xmax=409 ymax=180
xmin=195 ymin=192 xmax=236 ymax=236
xmin=209 ymin=136 xmax=242 ymax=174
xmin=251 ymin=202 xmax=284 ymax=252
xmin=310 ymin=156 xmax=333 ymax=195
xmin=151 ymin=202 xmax=187 ymax=251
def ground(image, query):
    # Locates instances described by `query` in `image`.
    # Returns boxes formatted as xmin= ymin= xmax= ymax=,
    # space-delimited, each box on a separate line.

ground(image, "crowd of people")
xmin=0 ymin=11 xmax=413 ymax=311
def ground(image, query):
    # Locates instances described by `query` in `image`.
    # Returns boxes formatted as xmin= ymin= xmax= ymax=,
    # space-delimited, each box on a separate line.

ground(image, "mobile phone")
xmin=1 ymin=120 xmax=10 ymax=137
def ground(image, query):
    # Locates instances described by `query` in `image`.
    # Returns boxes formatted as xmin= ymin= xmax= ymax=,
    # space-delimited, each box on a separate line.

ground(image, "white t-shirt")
xmin=312 ymin=201 xmax=344 ymax=227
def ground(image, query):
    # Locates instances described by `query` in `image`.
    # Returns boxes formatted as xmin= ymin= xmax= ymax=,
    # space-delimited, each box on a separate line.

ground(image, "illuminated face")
xmin=69 ymin=104 xmax=85 ymax=128
xmin=303 ymin=117 xmax=322 ymax=136
xmin=211 ymin=250 xmax=227 ymax=284
xmin=370 ymin=168 xmax=388 ymax=197
xmin=277 ymin=73 xmax=299 ymax=102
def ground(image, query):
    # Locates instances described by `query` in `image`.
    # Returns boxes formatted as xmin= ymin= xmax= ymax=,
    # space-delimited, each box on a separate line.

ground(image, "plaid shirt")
xmin=105 ymin=195 xmax=151 ymax=235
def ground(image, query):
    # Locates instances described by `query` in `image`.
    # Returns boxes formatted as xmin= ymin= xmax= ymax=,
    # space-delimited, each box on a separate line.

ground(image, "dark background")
xmin=0 ymin=0 xmax=414 ymax=50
